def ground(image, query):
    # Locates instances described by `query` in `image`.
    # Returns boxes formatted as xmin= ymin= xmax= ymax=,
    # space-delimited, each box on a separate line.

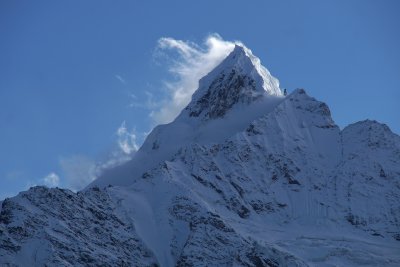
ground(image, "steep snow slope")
xmin=1 ymin=44 xmax=399 ymax=266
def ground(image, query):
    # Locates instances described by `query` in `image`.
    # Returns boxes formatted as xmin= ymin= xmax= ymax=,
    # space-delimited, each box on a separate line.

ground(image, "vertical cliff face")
xmin=1 ymin=44 xmax=399 ymax=267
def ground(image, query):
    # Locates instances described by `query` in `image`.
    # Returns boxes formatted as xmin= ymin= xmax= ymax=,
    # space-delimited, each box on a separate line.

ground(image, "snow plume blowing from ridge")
xmin=47 ymin=35 xmax=236 ymax=191
xmin=92 ymin=122 xmax=139 ymax=179
xmin=116 ymin=121 xmax=139 ymax=154
xmin=151 ymin=34 xmax=237 ymax=124
xmin=83 ymin=122 xmax=139 ymax=189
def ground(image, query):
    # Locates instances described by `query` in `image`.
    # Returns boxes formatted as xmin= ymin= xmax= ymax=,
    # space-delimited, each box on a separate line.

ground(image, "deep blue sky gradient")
xmin=1 ymin=0 xmax=399 ymax=198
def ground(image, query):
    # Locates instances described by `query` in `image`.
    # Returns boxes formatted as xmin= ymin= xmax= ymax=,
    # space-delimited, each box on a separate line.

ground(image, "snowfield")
xmin=1 ymin=44 xmax=399 ymax=266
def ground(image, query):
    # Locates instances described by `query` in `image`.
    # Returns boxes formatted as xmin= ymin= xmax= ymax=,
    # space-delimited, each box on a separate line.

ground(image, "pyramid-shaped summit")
xmin=183 ymin=44 xmax=283 ymax=120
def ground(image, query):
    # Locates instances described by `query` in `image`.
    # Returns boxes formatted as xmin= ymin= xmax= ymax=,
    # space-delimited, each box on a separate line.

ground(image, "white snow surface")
xmin=1 ymin=45 xmax=399 ymax=266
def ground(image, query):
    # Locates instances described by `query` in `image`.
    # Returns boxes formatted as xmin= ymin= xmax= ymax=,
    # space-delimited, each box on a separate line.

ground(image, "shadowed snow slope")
xmin=1 ymin=44 xmax=399 ymax=266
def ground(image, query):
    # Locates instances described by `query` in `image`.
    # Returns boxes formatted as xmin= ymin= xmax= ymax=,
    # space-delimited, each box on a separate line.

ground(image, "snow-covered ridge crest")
xmin=205 ymin=44 xmax=282 ymax=96
xmin=233 ymin=44 xmax=282 ymax=96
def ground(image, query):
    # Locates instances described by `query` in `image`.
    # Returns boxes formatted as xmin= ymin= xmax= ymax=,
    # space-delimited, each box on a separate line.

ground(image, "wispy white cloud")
xmin=116 ymin=121 xmax=139 ymax=154
xmin=59 ymin=155 xmax=97 ymax=191
xmin=41 ymin=172 xmax=60 ymax=188
xmin=115 ymin=74 xmax=126 ymax=85
xmin=129 ymin=91 xmax=159 ymax=109
xmin=57 ymin=122 xmax=139 ymax=191
xmin=149 ymin=34 xmax=237 ymax=125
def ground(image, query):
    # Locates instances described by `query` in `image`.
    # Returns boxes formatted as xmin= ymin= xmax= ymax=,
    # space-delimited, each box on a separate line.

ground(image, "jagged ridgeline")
xmin=1 ymin=45 xmax=399 ymax=266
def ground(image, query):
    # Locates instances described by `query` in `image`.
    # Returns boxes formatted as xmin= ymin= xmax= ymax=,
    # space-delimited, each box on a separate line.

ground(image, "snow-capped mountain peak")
xmin=182 ymin=44 xmax=282 ymax=121
xmin=90 ymin=44 xmax=285 ymax=188
xmin=1 ymin=43 xmax=399 ymax=267
xmin=212 ymin=44 xmax=282 ymax=96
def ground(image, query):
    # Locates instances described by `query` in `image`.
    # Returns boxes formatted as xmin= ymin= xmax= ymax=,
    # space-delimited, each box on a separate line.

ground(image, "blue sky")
xmin=1 ymin=0 xmax=399 ymax=199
